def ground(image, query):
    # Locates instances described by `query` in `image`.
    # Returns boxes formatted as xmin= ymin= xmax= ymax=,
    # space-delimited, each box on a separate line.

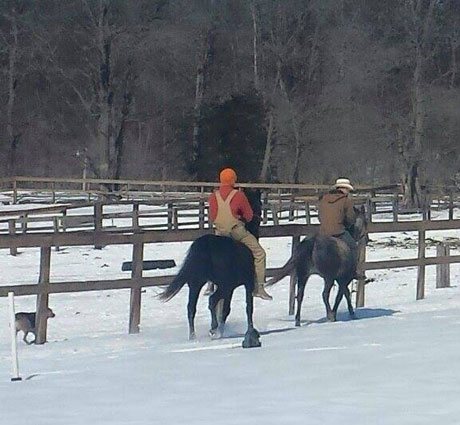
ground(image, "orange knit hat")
xmin=219 ymin=168 xmax=237 ymax=185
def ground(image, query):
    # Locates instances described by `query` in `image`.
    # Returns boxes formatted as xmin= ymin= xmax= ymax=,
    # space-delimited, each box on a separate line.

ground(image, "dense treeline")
xmin=1 ymin=0 xmax=459 ymax=204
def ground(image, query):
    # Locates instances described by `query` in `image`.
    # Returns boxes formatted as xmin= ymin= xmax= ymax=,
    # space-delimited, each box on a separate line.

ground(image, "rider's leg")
xmin=230 ymin=224 xmax=272 ymax=301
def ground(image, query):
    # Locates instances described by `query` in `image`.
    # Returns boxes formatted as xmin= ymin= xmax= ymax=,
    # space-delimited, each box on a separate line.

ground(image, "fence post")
xmin=53 ymin=217 xmax=60 ymax=251
xmin=167 ymin=203 xmax=173 ymax=230
xmin=288 ymin=235 xmax=300 ymax=315
xmin=392 ymin=194 xmax=399 ymax=222
xmin=355 ymin=234 xmax=368 ymax=308
xmin=12 ymin=178 xmax=17 ymax=204
xmin=20 ymin=214 xmax=28 ymax=234
xmin=35 ymin=246 xmax=51 ymax=344
xmin=305 ymin=202 xmax=311 ymax=225
xmin=436 ymin=242 xmax=450 ymax=289
xmin=198 ymin=200 xmax=205 ymax=229
xmin=8 ymin=219 xmax=17 ymax=256
xmin=262 ymin=192 xmax=268 ymax=224
xmin=129 ymin=238 xmax=144 ymax=334
xmin=416 ymin=228 xmax=426 ymax=300
xmin=132 ymin=202 xmax=140 ymax=231
xmin=448 ymin=193 xmax=454 ymax=220
xmin=94 ymin=202 xmax=103 ymax=249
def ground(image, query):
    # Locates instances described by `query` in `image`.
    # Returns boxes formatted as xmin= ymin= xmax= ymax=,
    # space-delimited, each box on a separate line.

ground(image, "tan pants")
xmin=229 ymin=223 xmax=266 ymax=285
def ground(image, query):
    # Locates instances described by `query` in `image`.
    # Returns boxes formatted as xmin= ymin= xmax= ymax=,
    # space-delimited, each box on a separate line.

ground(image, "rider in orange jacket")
xmin=208 ymin=168 xmax=272 ymax=300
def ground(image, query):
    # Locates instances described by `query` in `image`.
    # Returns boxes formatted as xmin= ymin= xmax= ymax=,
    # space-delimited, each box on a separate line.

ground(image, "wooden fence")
xmin=0 ymin=218 xmax=459 ymax=344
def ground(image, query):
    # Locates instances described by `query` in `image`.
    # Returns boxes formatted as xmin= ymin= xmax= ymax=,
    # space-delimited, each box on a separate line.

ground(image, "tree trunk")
xmin=279 ymin=75 xmax=302 ymax=183
xmin=259 ymin=111 xmax=274 ymax=181
xmin=7 ymin=9 xmax=19 ymax=176
xmin=190 ymin=27 xmax=214 ymax=179
xmin=251 ymin=1 xmax=259 ymax=91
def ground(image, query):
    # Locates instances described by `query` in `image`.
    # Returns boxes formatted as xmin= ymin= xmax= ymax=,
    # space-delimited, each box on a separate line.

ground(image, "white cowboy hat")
xmin=334 ymin=178 xmax=354 ymax=191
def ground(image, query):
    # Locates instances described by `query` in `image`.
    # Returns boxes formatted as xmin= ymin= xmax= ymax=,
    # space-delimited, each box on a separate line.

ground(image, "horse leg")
xmin=331 ymin=284 xmax=346 ymax=322
xmin=187 ymin=283 xmax=202 ymax=340
xmin=322 ymin=278 xmax=335 ymax=322
xmin=295 ymin=274 xmax=308 ymax=327
xmin=218 ymin=290 xmax=233 ymax=337
xmin=208 ymin=289 xmax=223 ymax=338
xmin=343 ymin=283 xmax=355 ymax=319
xmin=242 ymin=285 xmax=261 ymax=348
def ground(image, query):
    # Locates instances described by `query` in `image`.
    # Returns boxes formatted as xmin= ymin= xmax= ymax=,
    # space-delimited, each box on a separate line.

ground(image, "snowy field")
xmin=0 ymin=208 xmax=459 ymax=424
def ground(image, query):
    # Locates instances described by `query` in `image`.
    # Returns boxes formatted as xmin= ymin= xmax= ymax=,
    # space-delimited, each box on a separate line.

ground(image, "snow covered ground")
xmin=0 ymin=208 xmax=459 ymax=424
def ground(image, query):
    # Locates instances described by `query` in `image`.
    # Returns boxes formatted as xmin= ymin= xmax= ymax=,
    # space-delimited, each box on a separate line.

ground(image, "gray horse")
xmin=266 ymin=206 xmax=368 ymax=326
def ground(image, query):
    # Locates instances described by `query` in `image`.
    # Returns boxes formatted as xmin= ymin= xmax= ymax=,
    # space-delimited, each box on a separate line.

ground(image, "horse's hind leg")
xmin=218 ymin=290 xmax=233 ymax=337
xmin=343 ymin=284 xmax=355 ymax=319
xmin=187 ymin=282 xmax=204 ymax=340
xmin=295 ymin=274 xmax=308 ymax=327
xmin=322 ymin=278 xmax=335 ymax=322
xmin=331 ymin=285 xmax=346 ymax=322
xmin=208 ymin=289 xmax=223 ymax=338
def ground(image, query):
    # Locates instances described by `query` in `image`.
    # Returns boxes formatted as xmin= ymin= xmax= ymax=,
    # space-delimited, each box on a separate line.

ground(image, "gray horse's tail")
xmin=265 ymin=237 xmax=315 ymax=287
xmin=265 ymin=256 xmax=297 ymax=287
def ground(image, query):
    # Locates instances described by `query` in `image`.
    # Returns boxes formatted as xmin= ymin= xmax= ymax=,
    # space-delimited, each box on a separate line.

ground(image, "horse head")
xmin=350 ymin=205 xmax=368 ymax=244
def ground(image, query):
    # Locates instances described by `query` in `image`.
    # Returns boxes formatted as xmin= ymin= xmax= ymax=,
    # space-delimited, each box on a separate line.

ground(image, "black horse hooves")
xmin=209 ymin=329 xmax=222 ymax=339
xmin=295 ymin=321 xmax=301 ymax=327
xmin=242 ymin=328 xmax=261 ymax=349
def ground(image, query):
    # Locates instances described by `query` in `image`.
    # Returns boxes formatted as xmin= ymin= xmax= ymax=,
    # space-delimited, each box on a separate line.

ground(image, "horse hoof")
xmin=327 ymin=315 xmax=336 ymax=322
xmin=349 ymin=313 xmax=356 ymax=320
xmin=242 ymin=328 xmax=261 ymax=349
xmin=189 ymin=332 xmax=196 ymax=341
xmin=209 ymin=329 xmax=222 ymax=339
xmin=295 ymin=321 xmax=301 ymax=327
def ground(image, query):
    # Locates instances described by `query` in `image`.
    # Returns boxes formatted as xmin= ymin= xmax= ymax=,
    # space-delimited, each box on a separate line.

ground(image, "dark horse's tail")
xmin=159 ymin=246 xmax=196 ymax=302
xmin=265 ymin=237 xmax=314 ymax=287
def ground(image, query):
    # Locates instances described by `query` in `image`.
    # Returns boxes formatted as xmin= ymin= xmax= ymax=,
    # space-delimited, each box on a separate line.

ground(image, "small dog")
xmin=15 ymin=307 xmax=55 ymax=345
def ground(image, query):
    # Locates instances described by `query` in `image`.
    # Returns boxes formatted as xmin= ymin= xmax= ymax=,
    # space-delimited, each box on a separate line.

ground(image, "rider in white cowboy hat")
xmin=334 ymin=178 xmax=354 ymax=192
xmin=318 ymin=177 xmax=358 ymax=271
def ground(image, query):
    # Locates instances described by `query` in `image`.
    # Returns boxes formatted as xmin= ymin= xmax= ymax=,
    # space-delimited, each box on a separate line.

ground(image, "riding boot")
xmin=253 ymin=283 xmax=273 ymax=301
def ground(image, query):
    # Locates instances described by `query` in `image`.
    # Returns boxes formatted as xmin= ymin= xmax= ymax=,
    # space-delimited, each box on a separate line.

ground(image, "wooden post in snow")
xmin=436 ymin=242 xmax=451 ymax=289
xmin=94 ymin=202 xmax=103 ymax=249
xmin=35 ymin=246 xmax=51 ymax=344
xmin=355 ymin=235 xmax=368 ymax=308
xmin=288 ymin=235 xmax=300 ymax=315
xmin=416 ymin=228 xmax=426 ymax=300
xmin=8 ymin=219 xmax=17 ymax=256
xmin=129 ymin=238 xmax=144 ymax=334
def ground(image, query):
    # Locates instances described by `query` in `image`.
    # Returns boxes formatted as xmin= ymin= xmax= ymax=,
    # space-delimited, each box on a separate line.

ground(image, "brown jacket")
xmin=318 ymin=191 xmax=356 ymax=236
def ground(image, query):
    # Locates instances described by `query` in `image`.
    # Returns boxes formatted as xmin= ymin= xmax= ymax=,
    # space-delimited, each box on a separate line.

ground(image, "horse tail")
xmin=158 ymin=248 xmax=195 ymax=302
xmin=265 ymin=237 xmax=314 ymax=287
xmin=265 ymin=256 xmax=297 ymax=287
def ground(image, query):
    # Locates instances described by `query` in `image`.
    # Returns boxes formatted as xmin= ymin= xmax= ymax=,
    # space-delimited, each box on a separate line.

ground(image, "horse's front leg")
xmin=187 ymin=284 xmax=202 ymax=340
xmin=322 ymin=278 xmax=335 ymax=321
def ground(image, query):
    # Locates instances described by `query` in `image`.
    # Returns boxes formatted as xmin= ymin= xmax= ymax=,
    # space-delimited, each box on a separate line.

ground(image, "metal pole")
xmin=8 ymin=292 xmax=22 ymax=382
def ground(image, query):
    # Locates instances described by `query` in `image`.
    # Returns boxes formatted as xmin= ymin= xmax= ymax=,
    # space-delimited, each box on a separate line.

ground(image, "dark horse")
xmin=159 ymin=188 xmax=262 ymax=348
xmin=266 ymin=205 xmax=368 ymax=326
